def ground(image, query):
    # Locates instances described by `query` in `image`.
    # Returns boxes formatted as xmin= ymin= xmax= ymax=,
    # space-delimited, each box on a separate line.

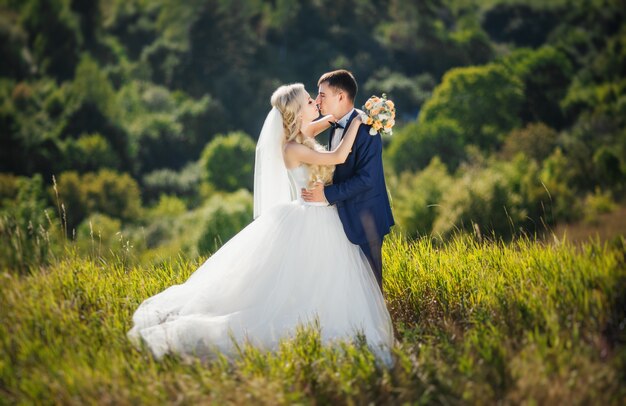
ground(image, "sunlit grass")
xmin=1 ymin=234 xmax=624 ymax=404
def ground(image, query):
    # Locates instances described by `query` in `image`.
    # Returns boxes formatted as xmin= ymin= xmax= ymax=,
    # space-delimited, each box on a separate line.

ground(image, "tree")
xmin=419 ymin=64 xmax=524 ymax=150
xmin=20 ymin=0 xmax=82 ymax=81
xmin=55 ymin=169 xmax=142 ymax=232
xmin=197 ymin=189 xmax=252 ymax=253
xmin=501 ymin=123 xmax=559 ymax=163
xmin=482 ymin=3 xmax=561 ymax=48
xmin=200 ymin=132 xmax=255 ymax=192
xmin=387 ymin=118 xmax=465 ymax=173
xmin=501 ymin=46 xmax=573 ymax=129
xmin=390 ymin=157 xmax=452 ymax=238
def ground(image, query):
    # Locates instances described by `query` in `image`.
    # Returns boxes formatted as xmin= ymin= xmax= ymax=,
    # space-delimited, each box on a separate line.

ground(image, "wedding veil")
xmin=253 ymin=107 xmax=296 ymax=219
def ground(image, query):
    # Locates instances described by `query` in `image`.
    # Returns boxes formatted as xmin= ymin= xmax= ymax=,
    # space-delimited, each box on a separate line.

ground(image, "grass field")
xmin=1 ymin=234 xmax=625 ymax=404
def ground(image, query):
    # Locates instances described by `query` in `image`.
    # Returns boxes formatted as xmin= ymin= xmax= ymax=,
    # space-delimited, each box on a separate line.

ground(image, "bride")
xmin=127 ymin=83 xmax=394 ymax=362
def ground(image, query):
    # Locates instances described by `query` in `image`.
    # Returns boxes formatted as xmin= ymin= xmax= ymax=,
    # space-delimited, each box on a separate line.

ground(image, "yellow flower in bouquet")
xmin=362 ymin=93 xmax=396 ymax=136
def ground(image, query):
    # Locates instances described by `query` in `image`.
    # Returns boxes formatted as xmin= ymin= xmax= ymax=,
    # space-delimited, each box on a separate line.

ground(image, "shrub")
xmin=200 ymin=131 xmax=255 ymax=192
xmin=141 ymin=162 xmax=202 ymax=204
xmin=419 ymin=64 xmax=524 ymax=150
xmin=501 ymin=123 xmax=559 ymax=162
xmin=433 ymin=164 xmax=526 ymax=240
xmin=0 ymin=173 xmax=20 ymax=204
xmin=197 ymin=189 xmax=253 ymax=254
xmin=0 ymin=174 xmax=57 ymax=272
xmin=55 ymin=169 xmax=142 ymax=232
xmin=76 ymin=213 xmax=122 ymax=257
xmin=390 ymin=157 xmax=453 ymax=238
xmin=539 ymin=148 xmax=582 ymax=223
xmin=387 ymin=118 xmax=465 ymax=173
xmin=62 ymin=133 xmax=120 ymax=172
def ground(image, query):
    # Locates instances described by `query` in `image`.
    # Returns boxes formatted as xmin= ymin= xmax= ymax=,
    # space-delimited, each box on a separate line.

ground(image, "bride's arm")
xmin=301 ymin=114 xmax=337 ymax=137
xmin=285 ymin=116 xmax=362 ymax=166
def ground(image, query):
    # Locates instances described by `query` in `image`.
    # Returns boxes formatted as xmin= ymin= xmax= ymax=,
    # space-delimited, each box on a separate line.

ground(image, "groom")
xmin=302 ymin=69 xmax=395 ymax=290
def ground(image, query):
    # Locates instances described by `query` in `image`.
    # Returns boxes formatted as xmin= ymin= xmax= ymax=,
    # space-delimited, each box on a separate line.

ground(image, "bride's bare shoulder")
xmin=284 ymin=141 xmax=306 ymax=153
xmin=283 ymin=141 xmax=304 ymax=168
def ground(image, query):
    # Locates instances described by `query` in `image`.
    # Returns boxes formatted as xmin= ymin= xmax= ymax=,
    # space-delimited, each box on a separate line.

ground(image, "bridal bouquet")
xmin=362 ymin=93 xmax=396 ymax=136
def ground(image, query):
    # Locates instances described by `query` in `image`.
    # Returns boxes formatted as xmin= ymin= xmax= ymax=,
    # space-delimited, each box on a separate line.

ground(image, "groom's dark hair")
xmin=318 ymin=69 xmax=357 ymax=102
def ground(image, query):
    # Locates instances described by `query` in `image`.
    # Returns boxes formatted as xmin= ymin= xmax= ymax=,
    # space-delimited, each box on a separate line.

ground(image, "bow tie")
xmin=329 ymin=121 xmax=344 ymax=130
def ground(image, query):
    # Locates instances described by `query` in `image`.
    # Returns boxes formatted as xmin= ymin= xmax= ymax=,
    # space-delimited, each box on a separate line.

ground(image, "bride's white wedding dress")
xmin=127 ymin=165 xmax=394 ymax=361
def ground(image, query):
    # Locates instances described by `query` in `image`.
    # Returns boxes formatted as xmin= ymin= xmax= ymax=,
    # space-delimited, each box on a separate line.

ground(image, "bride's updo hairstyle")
xmin=271 ymin=83 xmax=334 ymax=186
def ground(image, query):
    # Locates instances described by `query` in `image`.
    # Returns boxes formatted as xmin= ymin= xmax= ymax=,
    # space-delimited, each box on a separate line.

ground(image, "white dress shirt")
xmin=330 ymin=108 xmax=355 ymax=151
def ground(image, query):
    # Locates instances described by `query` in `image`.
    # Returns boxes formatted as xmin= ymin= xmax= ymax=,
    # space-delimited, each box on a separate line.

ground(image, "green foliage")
xmin=0 ymin=79 xmax=64 ymax=177
xmin=377 ymin=1 xmax=493 ymax=76
xmin=148 ymin=194 xmax=187 ymax=219
xmin=539 ymin=148 xmax=582 ymax=223
xmin=387 ymin=118 xmax=465 ymax=173
xmin=390 ymin=157 xmax=453 ymax=238
xmin=196 ymin=189 xmax=253 ymax=254
xmin=0 ymin=174 xmax=58 ymax=272
xmin=76 ymin=212 xmax=122 ymax=258
xmin=0 ymin=172 xmax=20 ymax=202
xmin=117 ymin=81 xmax=226 ymax=175
xmin=501 ymin=46 xmax=574 ymax=129
xmin=433 ymin=162 xmax=527 ymax=239
xmin=0 ymin=11 xmax=33 ymax=79
xmin=20 ymin=0 xmax=82 ymax=80
xmin=500 ymin=122 xmax=559 ymax=162
xmin=200 ymin=132 xmax=255 ymax=192
xmin=364 ymin=70 xmax=435 ymax=119
xmin=482 ymin=3 xmax=561 ymax=47
xmin=141 ymin=163 xmax=202 ymax=205
xmin=582 ymin=188 xmax=617 ymax=225
xmin=1 ymin=235 xmax=624 ymax=403
xmin=593 ymin=146 xmax=625 ymax=191
xmin=61 ymin=133 xmax=120 ymax=172
xmin=0 ymin=0 xmax=624 ymax=251
xmin=419 ymin=64 xmax=524 ymax=150
xmin=55 ymin=169 xmax=142 ymax=232
xmin=69 ymin=54 xmax=118 ymax=119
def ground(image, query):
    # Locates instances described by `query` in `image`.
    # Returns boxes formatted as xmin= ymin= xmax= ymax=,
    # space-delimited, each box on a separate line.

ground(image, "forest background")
xmin=1 ymin=0 xmax=625 ymax=266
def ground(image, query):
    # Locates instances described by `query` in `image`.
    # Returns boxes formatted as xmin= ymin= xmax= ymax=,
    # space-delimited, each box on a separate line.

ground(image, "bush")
xmin=419 ymin=64 xmax=524 ymax=150
xmin=387 ymin=118 xmax=465 ymax=173
xmin=390 ymin=157 xmax=453 ymax=238
xmin=539 ymin=148 xmax=582 ymax=223
xmin=197 ymin=189 xmax=253 ymax=254
xmin=62 ymin=133 xmax=120 ymax=172
xmin=0 ymin=174 xmax=58 ymax=272
xmin=501 ymin=46 xmax=573 ymax=129
xmin=582 ymin=189 xmax=616 ymax=225
xmin=593 ymin=146 xmax=624 ymax=190
xmin=363 ymin=70 xmax=435 ymax=119
xmin=0 ymin=173 xmax=20 ymax=204
xmin=433 ymin=163 xmax=526 ymax=240
xmin=76 ymin=213 xmax=122 ymax=257
xmin=141 ymin=162 xmax=202 ymax=204
xmin=55 ymin=169 xmax=142 ymax=232
xmin=148 ymin=194 xmax=187 ymax=219
xmin=501 ymin=123 xmax=559 ymax=162
xmin=200 ymin=132 xmax=255 ymax=192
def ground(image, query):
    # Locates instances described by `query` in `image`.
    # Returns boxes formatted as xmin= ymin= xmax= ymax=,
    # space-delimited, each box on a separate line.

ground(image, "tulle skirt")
xmin=127 ymin=200 xmax=394 ymax=362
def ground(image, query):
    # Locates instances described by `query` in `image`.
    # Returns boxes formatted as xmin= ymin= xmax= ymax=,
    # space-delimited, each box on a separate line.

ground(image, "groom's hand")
xmin=301 ymin=182 xmax=326 ymax=203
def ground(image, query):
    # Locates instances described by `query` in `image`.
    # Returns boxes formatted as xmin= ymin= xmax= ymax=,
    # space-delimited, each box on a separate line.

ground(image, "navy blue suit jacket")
xmin=325 ymin=110 xmax=395 ymax=245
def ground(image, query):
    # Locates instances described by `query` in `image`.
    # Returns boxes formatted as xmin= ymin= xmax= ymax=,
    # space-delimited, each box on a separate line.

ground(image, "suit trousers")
xmin=359 ymin=237 xmax=383 ymax=291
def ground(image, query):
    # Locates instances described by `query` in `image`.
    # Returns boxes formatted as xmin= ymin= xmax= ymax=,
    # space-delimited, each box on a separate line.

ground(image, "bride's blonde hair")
xmin=271 ymin=83 xmax=334 ymax=186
